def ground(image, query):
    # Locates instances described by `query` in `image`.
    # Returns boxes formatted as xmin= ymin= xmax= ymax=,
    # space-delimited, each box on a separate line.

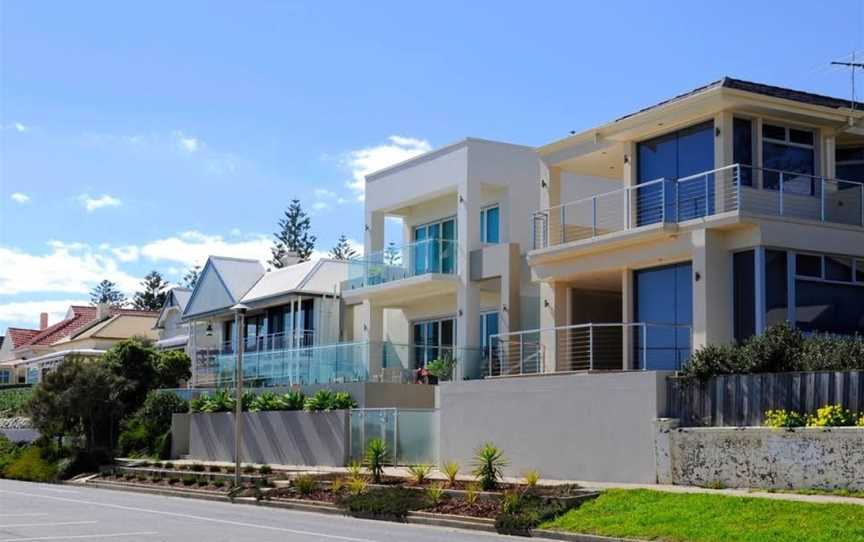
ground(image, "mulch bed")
xmin=268 ymin=487 xmax=342 ymax=504
xmin=100 ymin=474 xmax=230 ymax=493
xmin=424 ymin=497 xmax=500 ymax=519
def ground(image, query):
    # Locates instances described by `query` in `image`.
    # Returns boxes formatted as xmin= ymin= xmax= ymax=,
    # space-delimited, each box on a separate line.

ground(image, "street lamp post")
xmin=231 ymin=303 xmax=248 ymax=487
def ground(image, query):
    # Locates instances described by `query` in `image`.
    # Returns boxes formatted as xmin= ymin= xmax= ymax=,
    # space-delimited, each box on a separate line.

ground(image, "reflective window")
xmin=858 ymin=260 xmax=864 ymax=283
xmin=796 ymin=254 xmax=822 ymax=278
xmin=633 ymin=262 xmax=693 ymax=370
xmin=763 ymin=124 xmax=786 ymax=140
xmin=733 ymin=118 xmax=753 ymax=186
xmin=825 ymin=256 xmax=853 ymax=282
xmin=762 ymin=124 xmax=815 ymax=194
xmin=733 ymin=250 xmax=756 ymax=342
xmin=796 ymin=280 xmax=864 ymax=334
xmin=765 ymin=250 xmax=789 ymax=328
xmin=480 ymin=205 xmax=500 ymax=244
xmin=835 ymin=146 xmax=864 ymax=190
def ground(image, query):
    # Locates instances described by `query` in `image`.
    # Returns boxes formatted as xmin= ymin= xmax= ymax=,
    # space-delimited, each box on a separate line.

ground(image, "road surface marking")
xmin=0 ymin=515 xmax=49 ymax=518
xmin=0 ymin=522 xmax=97 ymax=529
xmin=0 ymin=489 xmax=378 ymax=542
xmin=0 ymin=533 xmax=157 ymax=542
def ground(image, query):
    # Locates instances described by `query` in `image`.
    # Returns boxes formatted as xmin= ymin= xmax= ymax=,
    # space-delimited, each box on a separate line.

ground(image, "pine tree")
xmin=329 ymin=234 xmax=358 ymax=260
xmin=132 ymin=271 xmax=169 ymax=311
xmin=270 ymin=199 xmax=316 ymax=267
xmin=181 ymin=265 xmax=201 ymax=289
xmin=384 ymin=241 xmax=401 ymax=265
xmin=90 ymin=279 xmax=127 ymax=307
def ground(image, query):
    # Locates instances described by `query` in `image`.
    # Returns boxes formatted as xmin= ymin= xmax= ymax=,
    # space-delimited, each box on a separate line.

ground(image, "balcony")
xmin=532 ymin=164 xmax=864 ymax=250
xmin=341 ymin=239 xmax=459 ymax=303
xmin=488 ymin=322 xmax=692 ymax=376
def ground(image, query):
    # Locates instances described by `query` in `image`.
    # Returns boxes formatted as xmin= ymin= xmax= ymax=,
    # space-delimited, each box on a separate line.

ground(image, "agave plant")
xmin=471 ymin=442 xmax=508 ymax=491
xmin=189 ymin=395 xmax=208 ymax=413
xmin=364 ymin=438 xmax=388 ymax=483
xmin=330 ymin=391 xmax=358 ymax=410
xmin=303 ymin=389 xmax=336 ymax=411
xmin=441 ymin=461 xmax=460 ymax=486
xmin=407 ymin=464 xmax=432 ymax=485
xmin=282 ymin=390 xmax=306 ymax=410
xmin=201 ymin=389 xmax=235 ymax=412
xmin=249 ymin=391 xmax=285 ymax=412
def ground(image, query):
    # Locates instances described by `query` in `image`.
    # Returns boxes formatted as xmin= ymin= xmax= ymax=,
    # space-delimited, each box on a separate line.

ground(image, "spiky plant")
xmin=363 ymin=438 xmax=388 ymax=483
xmin=471 ymin=442 xmax=508 ymax=491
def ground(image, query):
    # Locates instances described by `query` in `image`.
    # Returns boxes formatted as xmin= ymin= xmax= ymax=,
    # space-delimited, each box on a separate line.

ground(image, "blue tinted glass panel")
xmin=484 ymin=207 xmax=500 ymax=243
xmin=733 ymin=118 xmax=753 ymax=186
xmin=795 ymin=280 xmax=864 ymax=334
xmin=762 ymin=142 xmax=814 ymax=193
xmin=765 ymin=250 xmax=788 ymax=328
xmin=633 ymin=262 xmax=693 ymax=370
xmin=734 ymin=250 xmax=756 ymax=342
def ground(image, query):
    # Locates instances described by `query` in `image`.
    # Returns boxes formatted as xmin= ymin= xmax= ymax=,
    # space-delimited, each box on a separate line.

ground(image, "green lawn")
xmin=540 ymin=489 xmax=864 ymax=542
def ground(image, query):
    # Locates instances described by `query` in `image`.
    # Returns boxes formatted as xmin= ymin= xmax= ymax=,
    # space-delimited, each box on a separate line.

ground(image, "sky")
xmin=2 ymin=0 xmax=864 ymax=332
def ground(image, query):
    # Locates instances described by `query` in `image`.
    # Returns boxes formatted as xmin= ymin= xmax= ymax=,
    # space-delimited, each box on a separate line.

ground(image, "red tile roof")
xmin=15 ymin=305 xmax=158 ymax=348
xmin=6 ymin=327 xmax=40 ymax=348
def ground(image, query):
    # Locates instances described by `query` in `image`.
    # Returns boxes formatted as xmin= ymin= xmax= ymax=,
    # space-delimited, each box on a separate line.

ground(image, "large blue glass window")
xmin=762 ymin=124 xmax=815 ymax=194
xmin=637 ymin=121 xmax=714 ymax=225
xmin=733 ymin=118 xmax=754 ymax=186
xmin=633 ymin=262 xmax=693 ymax=370
xmin=733 ymin=250 xmax=756 ymax=342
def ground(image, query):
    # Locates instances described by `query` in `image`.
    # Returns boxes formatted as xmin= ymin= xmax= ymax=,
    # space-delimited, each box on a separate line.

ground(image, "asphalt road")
xmin=0 ymin=478 xmax=528 ymax=542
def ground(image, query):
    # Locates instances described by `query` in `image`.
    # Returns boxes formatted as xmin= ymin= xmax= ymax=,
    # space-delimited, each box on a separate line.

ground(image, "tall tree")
xmin=133 ymin=271 xmax=169 ymax=311
xmin=384 ymin=241 xmax=401 ymax=265
xmin=329 ymin=234 xmax=358 ymax=260
xmin=270 ymin=199 xmax=316 ymax=267
xmin=90 ymin=279 xmax=127 ymax=307
xmin=181 ymin=265 xmax=201 ymax=289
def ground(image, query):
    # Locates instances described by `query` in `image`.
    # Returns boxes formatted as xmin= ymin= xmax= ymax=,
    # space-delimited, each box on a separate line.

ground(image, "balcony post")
xmin=704 ymin=172 xmax=709 ymax=217
xmin=588 ymin=323 xmax=594 ymax=371
xmin=820 ymin=177 xmax=826 ymax=222
xmin=736 ymin=164 xmax=741 ymax=211
xmin=559 ymin=205 xmax=565 ymax=245
xmin=591 ymin=196 xmax=597 ymax=237
xmin=519 ymin=333 xmax=524 ymax=376
xmin=779 ymin=171 xmax=784 ymax=215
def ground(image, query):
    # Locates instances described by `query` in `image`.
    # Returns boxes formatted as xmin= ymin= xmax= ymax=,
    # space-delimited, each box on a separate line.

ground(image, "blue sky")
xmin=2 ymin=0 xmax=864 ymax=332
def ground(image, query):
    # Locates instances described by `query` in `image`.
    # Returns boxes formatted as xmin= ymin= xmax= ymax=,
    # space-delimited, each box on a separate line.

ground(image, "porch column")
xmin=539 ymin=281 xmax=568 ymax=372
xmin=714 ymin=111 xmax=734 ymax=212
xmin=622 ymin=142 xmax=637 ymax=229
xmin=499 ymin=243 xmax=521 ymax=336
xmin=457 ymin=180 xmax=482 ymax=380
xmin=540 ymin=162 xmax=561 ymax=245
xmin=365 ymin=210 xmax=385 ymax=255
xmin=361 ymin=300 xmax=384 ymax=378
xmin=692 ymin=229 xmax=732 ymax=351
xmin=621 ymin=269 xmax=634 ymax=370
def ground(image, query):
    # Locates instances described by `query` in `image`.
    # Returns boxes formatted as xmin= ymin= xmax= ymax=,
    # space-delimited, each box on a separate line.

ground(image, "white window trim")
xmin=480 ymin=204 xmax=500 ymax=245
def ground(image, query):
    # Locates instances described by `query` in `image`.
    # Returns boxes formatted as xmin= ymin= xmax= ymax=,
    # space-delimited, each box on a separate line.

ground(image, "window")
xmin=633 ymin=262 xmax=693 ymax=370
xmin=480 ymin=205 xmax=500 ymax=244
xmin=412 ymin=317 xmax=455 ymax=368
xmin=765 ymin=250 xmax=788 ymax=328
xmin=0 ymin=370 xmax=9 ymax=385
xmin=857 ymin=260 xmax=864 ymax=283
xmin=480 ymin=312 xmax=499 ymax=354
xmin=796 ymin=254 xmax=822 ymax=278
xmin=413 ymin=218 xmax=456 ymax=274
xmin=733 ymin=118 xmax=754 ymax=186
xmin=835 ymin=146 xmax=864 ymax=190
xmin=761 ymin=123 xmax=815 ymax=194
xmin=733 ymin=250 xmax=756 ymax=342
xmin=825 ymin=256 xmax=853 ymax=282
xmin=796 ymin=280 xmax=864 ymax=334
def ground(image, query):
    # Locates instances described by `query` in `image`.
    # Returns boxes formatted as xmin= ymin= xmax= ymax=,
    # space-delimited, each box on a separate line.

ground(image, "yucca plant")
xmin=303 ymin=389 xmax=336 ymax=411
xmin=522 ymin=469 xmax=541 ymax=488
xmin=347 ymin=476 xmax=368 ymax=496
xmin=471 ymin=442 xmax=508 ymax=491
xmin=425 ymin=482 xmax=446 ymax=505
xmin=441 ymin=461 xmax=460 ymax=486
xmin=249 ymin=391 xmax=284 ymax=412
xmin=407 ymin=464 xmax=432 ymax=485
xmin=465 ymin=482 xmax=480 ymax=504
xmin=364 ymin=438 xmax=388 ymax=483
xmin=282 ymin=390 xmax=306 ymax=410
xmin=346 ymin=460 xmax=363 ymax=480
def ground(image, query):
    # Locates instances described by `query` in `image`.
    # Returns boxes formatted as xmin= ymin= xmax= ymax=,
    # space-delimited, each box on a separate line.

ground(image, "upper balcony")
xmin=340 ymin=239 xmax=459 ymax=304
xmin=531 ymin=164 xmax=864 ymax=251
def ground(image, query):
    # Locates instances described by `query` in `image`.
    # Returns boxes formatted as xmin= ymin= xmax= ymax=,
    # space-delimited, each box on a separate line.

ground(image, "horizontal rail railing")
xmin=341 ymin=238 xmax=459 ymax=291
xmin=488 ymin=322 xmax=692 ymax=377
xmin=532 ymin=163 xmax=864 ymax=249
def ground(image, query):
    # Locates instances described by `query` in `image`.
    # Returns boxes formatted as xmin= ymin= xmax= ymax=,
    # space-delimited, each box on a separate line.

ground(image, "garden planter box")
xmin=106 ymin=465 xmax=265 ymax=484
xmin=187 ymin=410 xmax=349 ymax=466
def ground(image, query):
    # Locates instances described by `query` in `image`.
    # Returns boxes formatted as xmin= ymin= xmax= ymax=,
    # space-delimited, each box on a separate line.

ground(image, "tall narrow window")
xmin=764 ymin=250 xmax=788 ymax=328
xmin=733 ymin=250 xmax=756 ymax=342
xmin=480 ymin=205 xmax=500 ymax=244
xmin=733 ymin=118 xmax=753 ymax=186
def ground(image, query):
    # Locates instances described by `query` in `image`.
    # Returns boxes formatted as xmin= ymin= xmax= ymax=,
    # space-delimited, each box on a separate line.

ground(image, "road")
xmin=0 ymin=478 xmax=526 ymax=542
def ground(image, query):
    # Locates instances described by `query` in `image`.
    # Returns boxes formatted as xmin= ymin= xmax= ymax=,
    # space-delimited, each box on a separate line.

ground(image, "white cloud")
xmin=111 ymin=245 xmax=140 ymax=262
xmin=78 ymin=194 xmax=122 ymax=212
xmin=0 ymin=299 xmax=89 ymax=330
xmin=10 ymin=192 xmax=30 ymax=204
xmin=344 ymin=135 xmax=431 ymax=201
xmin=174 ymin=130 xmax=202 ymax=153
xmin=13 ymin=122 xmax=29 ymax=133
xmin=139 ymin=230 xmax=273 ymax=267
xmin=314 ymin=188 xmax=338 ymax=199
xmin=312 ymin=201 xmax=331 ymax=211
xmin=0 ymin=242 xmax=141 ymax=296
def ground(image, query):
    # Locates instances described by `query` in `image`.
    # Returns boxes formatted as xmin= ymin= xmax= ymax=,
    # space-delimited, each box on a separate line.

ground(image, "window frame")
xmin=760 ymin=122 xmax=817 ymax=195
xmin=480 ymin=204 xmax=500 ymax=244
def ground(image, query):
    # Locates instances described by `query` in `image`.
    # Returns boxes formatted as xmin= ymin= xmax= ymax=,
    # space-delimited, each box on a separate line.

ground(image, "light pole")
xmin=231 ymin=303 xmax=248 ymax=487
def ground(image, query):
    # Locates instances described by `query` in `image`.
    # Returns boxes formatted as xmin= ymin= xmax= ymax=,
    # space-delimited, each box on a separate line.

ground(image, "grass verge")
xmin=540 ymin=489 xmax=864 ymax=542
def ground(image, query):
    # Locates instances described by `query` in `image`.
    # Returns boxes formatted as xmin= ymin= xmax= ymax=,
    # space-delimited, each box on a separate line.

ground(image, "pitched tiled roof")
xmin=16 ymin=306 xmax=157 ymax=348
xmin=6 ymin=327 xmax=40 ymax=348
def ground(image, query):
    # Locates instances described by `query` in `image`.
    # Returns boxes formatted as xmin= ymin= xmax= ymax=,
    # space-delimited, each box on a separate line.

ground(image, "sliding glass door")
xmin=633 ymin=262 xmax=693 ymax=369
xmin=413 ymin=218 xmax=455 ymax=275
xmin=412 ymin=318 xmax=455 ymax=368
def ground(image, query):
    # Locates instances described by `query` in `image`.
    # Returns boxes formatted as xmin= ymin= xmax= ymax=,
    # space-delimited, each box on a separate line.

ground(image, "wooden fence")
xmin=665 ymin=371 xmax=864 ymax=427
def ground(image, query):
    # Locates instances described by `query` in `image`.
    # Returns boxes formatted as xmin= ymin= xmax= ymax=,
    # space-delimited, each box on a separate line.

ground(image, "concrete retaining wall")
xmin=171 ymin=413 xmax=190 ymax=458
xmin=438 ymin=371 xmax=671 ymax=483
xmin=655 ymin=420 xmax=864 ymax=489
xmin=187 ymin=411 xmax=349 ymax=466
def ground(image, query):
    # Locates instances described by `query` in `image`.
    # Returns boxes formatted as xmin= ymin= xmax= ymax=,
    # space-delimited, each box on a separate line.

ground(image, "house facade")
xmin=341 ymin=138 xmax=544 ymax=381
xmin=153 ymin=287 xmax=192 ymax=353
xmin=488 ymin=77 xmax=864 ymax=375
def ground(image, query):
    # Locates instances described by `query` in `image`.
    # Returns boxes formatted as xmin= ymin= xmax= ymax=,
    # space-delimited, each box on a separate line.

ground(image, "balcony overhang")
xmin=341 ymin=273 xmax=459 ymax=307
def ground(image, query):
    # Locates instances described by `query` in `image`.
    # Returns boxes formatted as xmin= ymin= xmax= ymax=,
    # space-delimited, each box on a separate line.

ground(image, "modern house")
xmin=183 ymin=255 xmax=353 ymax=387
xmin=483 ymin=77 xmax=864 ymax=375
xmin=0 ymin=305 xmax=159 ymax=384
xmin=340 ymin=138 xmax=545 ymax=381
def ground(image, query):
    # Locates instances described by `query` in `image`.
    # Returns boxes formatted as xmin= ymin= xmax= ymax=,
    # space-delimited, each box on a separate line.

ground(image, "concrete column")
xmin=691 ymin=229 xmax=732 ymax=351
xmin=621 ymin=269 xmax=634 ymax=369
xmin=361 ymin=300 xmax=384 ymax=377
xmin=457 ymin=181 xmax=482 ymax=380
xmin=540 ymin=163 xmax=561 ymax=245
xmin=622 ymin=142 xmax=637 ymax=229
xmin=364 ymin=210 xmax=385 ymax=255
xmin=539 ymin=281 xmax=568 ymax=372
xmin=499 ymin=244 xmax=521 ymax=336
xmin=714 ymin=112 xmax=734 ymax=212
xmin=823 ymin=133 xmax=836 ymax=178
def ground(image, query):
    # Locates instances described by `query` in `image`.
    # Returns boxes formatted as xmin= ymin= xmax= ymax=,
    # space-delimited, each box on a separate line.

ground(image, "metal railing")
xmin=532 ymin=164 xmax=864 ymax=249
xmin=488 ymin=322 xmax=692 ymax=377
xmin=341 ymin=238 xmax=458 ymax=291
xmin=213 ymin=330 xmax=316 ymax=355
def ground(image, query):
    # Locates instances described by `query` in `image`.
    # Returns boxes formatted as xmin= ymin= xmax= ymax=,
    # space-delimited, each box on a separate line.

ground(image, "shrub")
xmin=293 ymin=474 xmax=318 ymax=496
xmin=259 ymin=465 xmax=273 ymax=475
xmin=164 ymin=462 xmax=175 ymax=469
xmin=303 ymin=389 xmax=357 ymax=411
xmin=182 ymin=475 xmax=196 ymax=486
xmin=364 ymin=438 xmax=388 ymax=483
xmin=858 ymin=414 xmax=864 ymax=428
xmin=241 ymin=391 xmax=256 ymax=411
xmin=282 ymin=390 xmax=305 ymax=410
xmin=678 ymin=344 xmax=742 ymax=381
xmin=0 ymin=387 xmax=34 ymax=417
xmin=407 ymin=464 xmax=432 ymax=485
xmin=189 ymin=395 xmax=209 ymax=413
xmin=764 ymin=409 xmax=806 ymax=428
xmin=200 ymin=390 xmax=236 ymax=413
xmin=168 ymin=477 xmax=180 ymax=485
xmin=189 ymin=463 xmax=205 ymax=472
xmin=465 ymin=482 xmax=480 ymax=504
xmin=242 ymin=465 xmax=256 ymax=474
xmin=425 ymin=357 xmax=455 ymax=380
xmin=209 ymin=465 xmax=222 ymax=473
xmin=522 ymin=469 xmax=541 ymax=488
xmin=472 ymin=442 xmax=508 ymax=491
xmin=347 ymin=476 xmax=368 ymax=496
xmin=331 ymin=478 xmax=345 ymax=493
xmin=807 ymin=404 xmax=857 ymax=427
xmin=425 ymin=482 xmax=445 ymax=505
xmin=0 ymin=435 xmax=23 ymax=474
xmin=249 ymin=392 xmax=284 ymax=412
xmin=196 ymin=478 xmax=208 ymax=487
xmin=347 ymin=461 xmax=363 ymax=480
xmin=441 ymin=461 xmax=460 ymax=486
xmin=3 ymin=447 xmax=58 ymax=482
xmin=155 ymin=350 xmax=191 ymax=388
xmin=339 ymin=487 xmax=426 ymax=520
xmin=212 ymin=479 xmax=225 ymax=488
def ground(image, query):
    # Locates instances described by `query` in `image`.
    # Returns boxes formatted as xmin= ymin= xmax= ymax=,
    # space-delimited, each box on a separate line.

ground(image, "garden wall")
xmin=666 ymin=371 xmax=864 ymax=427
xmin=186 ymin=411 xmax=349 ymax=466
xmin=438 ymin=371 xmax=671 ymax=483
xmin=655 ymin=419 xmax=864 ymax=490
